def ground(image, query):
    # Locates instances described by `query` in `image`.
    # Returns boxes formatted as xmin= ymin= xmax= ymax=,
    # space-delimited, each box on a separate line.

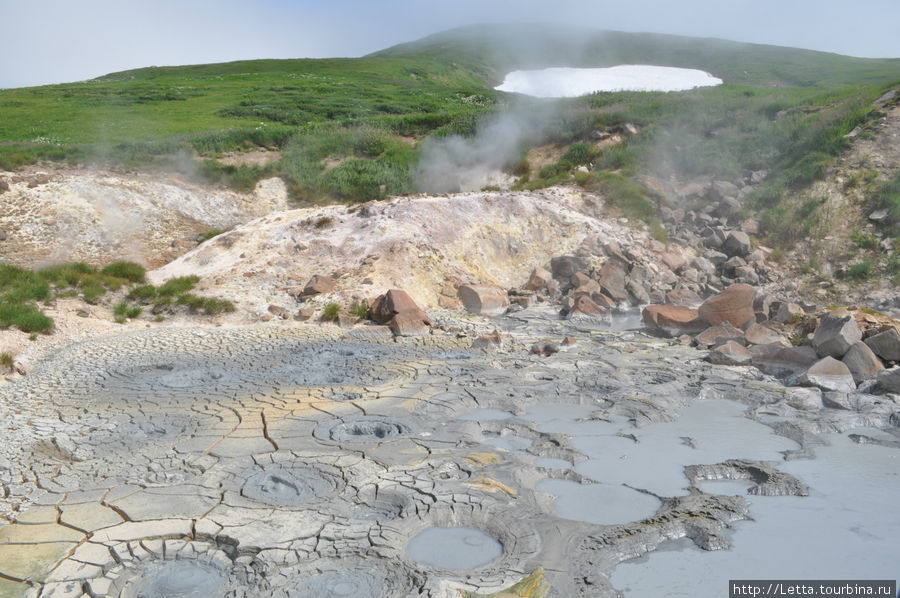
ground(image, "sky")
xmin=2 ymin=0 xmax=900 ymax=89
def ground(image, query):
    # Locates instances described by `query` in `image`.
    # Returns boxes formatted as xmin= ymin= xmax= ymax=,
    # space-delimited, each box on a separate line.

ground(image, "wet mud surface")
xmin=1 ymin=312 xmax=898 ymax=597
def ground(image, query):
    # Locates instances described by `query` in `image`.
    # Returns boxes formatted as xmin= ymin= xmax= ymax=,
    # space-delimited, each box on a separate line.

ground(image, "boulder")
xmin=660 ymin=252 xmax=687 ymax=273
xmin=550 ymin=255 xmax=588 ymax=281
xmin=812 ymin=311 xmax=861 ymax=358
xmin=666 ymin=288 xmax=703 ymax=307
xmin=842 ymin=341 xmax=885 ymax=384
xmin=799 ymin=357 xmax=856 ymax=393
xmin=723 ymin=231 xmax=751 ymax=257
xmin=596 ymin=262 xmax=629 ymax=303
xmin=740 ymin=219 xmax=760 ymax=235
xmin=864 ymin=328 xmax=900 ymax=362
xmin=691 ymin=256 xmax=716 ymax=277
xmin=704 ymin=249 xmax=728 ymax=266
xmin=388 ymin=312 xmax=429 ymax=337
xmin=642 ymin=304 xmax=706 ymax=337
xmin=625 ymin=278 xmax=650 ymax=305
xmin=590 ymin=291 xmax=617 ymax=310
xmin=698 ymin=283 xmax=756 ymax=328
xmin=531 ymin=340 xmax=560 ymax=356
xmin=751 ymin=344 xmax=819 ymax=377
xmin=877 ymin=367 xmax=900 ymax=393
xmin=786 ymin=387 xmax=823 ymax=411
xmin=694 ymin=322 xmax=744 ymax=348
xmin=744 ymin=323 xmax=786 ymax=346
xmin=707 ymin=341 xmax=752 ymax=366
xmin=571 ymin=293 xmax=609 ymax=317
xmin=458 ymin=284 xmax=509 ymax=317
xmin=301 ymin=274 xmax=336 ymax=296
xmin=523 ymin=268 xmax=552 ymax=292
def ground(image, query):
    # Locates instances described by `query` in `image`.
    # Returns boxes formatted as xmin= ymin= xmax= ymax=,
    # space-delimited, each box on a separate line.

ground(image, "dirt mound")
xmin=0 ymin=167 xmax=288 ymax=269
xmin=149 ymin=187 xmax=655 ymax=316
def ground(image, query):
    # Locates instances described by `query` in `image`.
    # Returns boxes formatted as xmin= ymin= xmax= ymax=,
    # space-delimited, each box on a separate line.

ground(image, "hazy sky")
xmin=3 ymin=0 xmax=900 ymax=89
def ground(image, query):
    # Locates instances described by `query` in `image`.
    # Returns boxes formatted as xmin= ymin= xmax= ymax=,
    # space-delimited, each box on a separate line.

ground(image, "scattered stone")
xmin=864 ymin=328 xmax=900 ymax=362
xmin=523 ymin=268 xmax=552 ymax=292
xmin=868 ymin=209 xmax=889 ymax=223
xmin=596 ymin=262 xmax=629 ymax=303
xmin=0 ymin=179 xmax=8 ymax=193
xmin=531 ymin=340 xmax=560 ymax=356
xmin=570 ymin=293 xmax=609 ymax=317
xmin=773 ymin=302 xmax=805 ymax=324
xmin=550 ymin=255 xmax=587 ymax=281
xmin=267 ymin=305 xmax=290 ymax=319
xmin=388 ymin=312 xmax=429 ymax=337
xmin=336 ymin=314 xmax=359 ymax=329
xmin=798 ymin=356 xmax=857 ymax=393
xmin=301 ymin=275 xmax=336 ymax=297
xmin=812 ymin=311 xmax=862 ymax=358
xmin=472 ymin=330 xmax=503 ymax=350
xmin=458 ymin=284 xmax=509 ymax=317
xmin=0 ymin=229 xmax=6 ymax=242
xmin=625 ymin=278 xmax=650 ymax=305
xmin=660 ymin=252 xmax=687 ymax=273
xmin=642 ymin=305 xmax=706 ymax=336
xmin=786 ymin=387 xmax=823 ymax=411
xmin=295 ymin=308 xmax=315 ymax=321
xmin=751 ymin=344 xmax=819 ymax=377
xmin=698 ymin=283 xmax=756 ymax=328
xmin=723 ymin=231 xmax=751 ymax=257
xmin=842 ymin=341 xmax=885 ymax=384
xmin=561 ymin=336 xmax=577 ymax=346
xmin=740 ymin=219 xmax=760 ymax=235
xmin=707 ymin=341 xmax=752 ymax=366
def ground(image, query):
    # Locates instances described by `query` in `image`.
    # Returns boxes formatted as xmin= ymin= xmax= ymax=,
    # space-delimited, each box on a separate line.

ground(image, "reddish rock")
xmin=295 ymin=308 xmax=315 ymax=321
xmin=562 ymin=336 xmax=578 ymax=346
xmin=267 ymin=304 xmax=290 ymax=319
xmin=370 ymin=289 xmax=431 ymax=334
xmin=744 ymin=323 xmax=787 ymax=346
xmin=531 ymin=340 xmax=560 ymax=356
xmin=458 ymin=284 xmax=509 ymax=316
xmin=0 ymin=180 xmax=8 ymax=194
xmin=666 ymin=288 xmax=703 ymax=307
xmin=301 ymin=274 xmax=336 ymax=297
xmin=698 ymin=283 xmax=756 ymax=328
xmin=590 ymin=291 xmax=617 ymax=310
xmin=523 ymin=268 xmax=552 ymax=292
xmin=388 ymin=312 xmax=430 ymax=337
xmin=571 ymin=293 xmax=609 ymax=317
xmin=472 ymin=330 xmax=503 ymax=349
xmin=596 ymin=262 xmax=628 ymax=303
xmin=707 ymin=341 xmax=752 ymax=366
xmin=642 ymin=304 xmax=707 ymax=337
xmin=694 ymin=322 xmax=744 ymax=348
xmin=660 ymin=252 xmax=687 ymax=273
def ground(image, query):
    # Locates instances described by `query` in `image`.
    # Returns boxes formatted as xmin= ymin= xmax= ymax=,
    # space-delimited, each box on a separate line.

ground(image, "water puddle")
xmin=495 ymin=65 xmax=723 ymax=97
xmin=535 ymin=457 xmax=572 ymax=470
xmin=405 ymin=527 xmax=503 ymax=570
xmin=611 ymin=434 xmax=900 ymax=595
xmin=119 ymin=560 xmax=226 ymax=598
xmin=537 ymin=479 xmax=660 ymax=524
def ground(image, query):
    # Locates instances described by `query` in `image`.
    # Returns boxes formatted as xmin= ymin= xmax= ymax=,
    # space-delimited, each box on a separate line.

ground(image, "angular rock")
xmin=571 ymin=293 xmax=609 ymax=317
xmin=698 ymin=283 xmax=756 ymax=328
xmin=458 ymin=284 xmax=509 ymax=317
xmin=740 ymin=219 xmax=760 ymax=235
xmin=744 ymin=323 xmax=786 ymax=346
xmin=550 ymin=255 xmax=587 ymax=281
xmin=691 ymin=256 xmax=716 ymax=277
xmin=704 ymin=249 xmax=728 ymax=266
xmin=864 ymin=328 xmax=900 ymax=362
xmin=877 ymin=367 xmax=900 ymax=393
xmin=694 ymin=322 xmax=744 ymax=348
xmin=723 ymin=231 xmax=751 ymax=257
xmin=812 ymin=311 xmax=861 ymax=358
xmin=842 ymin=341 xmax=885 ymax=384
xmin=773 ymin=302 xmax=805 ymax=324
xmin=523 ymin=267 xmax=552 ymax=292
xmin=660 ymin=252 xmax=687 ymax=273
xmin=642 ymin=304 xmax=706 ymax=337
xmin=707 ymin=341 xmax=752 ymax=366
xmin=799 ymin=356 xmax=856 ymax=393
xmin=388 ymin=312 xmax=429 ymax=337
xmin=531 ymin=340 xmax=560 ymax=356
xmin=666 ymin=288 xmax=703 ymax=307
xmin=751 ymin=344 xmax=819 ymax=377
xmin=596 ymin=262 xmax=629 ymax=303
xmin=625 ymin=278 xmax=650 ymax=305
xmin=590 ymin=291 xmax=617 ymax=310
xmin=301 ymin=274 xmax=336 ymax=296
xmin=786 ymin=387 xmax=823 ymax=411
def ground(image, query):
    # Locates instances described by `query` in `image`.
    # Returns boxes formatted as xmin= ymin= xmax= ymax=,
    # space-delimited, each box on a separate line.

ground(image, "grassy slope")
xmin=1 ymin=24 xmax=898 ymax=213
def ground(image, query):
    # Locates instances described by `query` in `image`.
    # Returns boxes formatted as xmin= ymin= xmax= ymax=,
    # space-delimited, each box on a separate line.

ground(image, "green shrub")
xmin=100 ymin=261 xmax=146 ymax=283
xmin=322 ymin=302 xmax=341 ymax=321
xmin=560 ymin=142 xmax=595 ymax=167
xmin=851 ymin=230 xmax=879 ymax=250
xmin=0 ymin=303 xmax=53 ymax=333
xmin=845 ymin=260 xmax=874 ymax=281
xmin=157 ymin=276 xmax=200 ymax=296
xmin=0 ymin=351 xmax=14 ymax=370
xmin=197 ymin=228 xmax=227 ymax=243
xmin=352 ymin=303 xmax=369 ymax=319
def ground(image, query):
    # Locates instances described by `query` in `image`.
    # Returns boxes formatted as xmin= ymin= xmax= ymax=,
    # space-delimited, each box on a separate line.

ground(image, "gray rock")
xmin=723 ymin=231 xmax=751 ymax=257
xmin=864 ymin=328 xmax=900 ymax=362
xmin=707 ymin=341 xmax=752 ymax=366
xmin=868 ymin=209 xmax=889 ymax=223
xmin=877 ymin=367 xmax=900 ymax=393
xmin=691 ymin=256 xmax=716 ymax=277
xmin=799 ymin=356 xmax=857 ymax=393
xmin=744 ymin=323 xmax=786 ymax=346
xmin=596 ymin=262 xmax=629 ymax=303
xmin=550 ymin=255 xmax=588 ymax=281
xmin=786 ymin=387 xmax=823 ymax=411
xmin=812 ymin=312 xmax=861 ymax=358
xmin=751 ymin=344 xmax=819 ymax=377
xmin=457 ymin=285 xmax=509 ymax=317
xmin=704 ymin=248 xmax=728 ymax=266
xmin=625 ymin=278 xmax=650 ymax=306
xmin=773 ymin=302 xmax=805 ymax=324
xmin=842 ymin=341 xmax=885 ymax=384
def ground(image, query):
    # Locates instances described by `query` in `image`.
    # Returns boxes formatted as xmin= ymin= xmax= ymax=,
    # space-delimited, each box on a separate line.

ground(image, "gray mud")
xmin=0 ymin=313 xmax=898 ymax=597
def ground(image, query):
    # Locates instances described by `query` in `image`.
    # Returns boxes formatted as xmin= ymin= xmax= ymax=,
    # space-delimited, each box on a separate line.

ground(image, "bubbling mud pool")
xmin=405 ymin=527 xmax=504 ymax=571
xmin=495 ymin=65 xmax=723 ymax=97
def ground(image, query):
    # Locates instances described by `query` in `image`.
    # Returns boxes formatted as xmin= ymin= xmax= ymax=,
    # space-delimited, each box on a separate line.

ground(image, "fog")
xmin=3 ymin=0 xmax=900 ymax=89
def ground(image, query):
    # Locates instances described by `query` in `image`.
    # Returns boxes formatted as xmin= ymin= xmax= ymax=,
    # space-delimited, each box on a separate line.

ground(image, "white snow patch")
xmin=495 ymin=65 xmax=723 ymax=97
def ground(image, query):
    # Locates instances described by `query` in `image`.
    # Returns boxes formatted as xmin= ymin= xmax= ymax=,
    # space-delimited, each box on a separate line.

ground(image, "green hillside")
xmin=1 ymin=24 xmax=898 ymax=212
